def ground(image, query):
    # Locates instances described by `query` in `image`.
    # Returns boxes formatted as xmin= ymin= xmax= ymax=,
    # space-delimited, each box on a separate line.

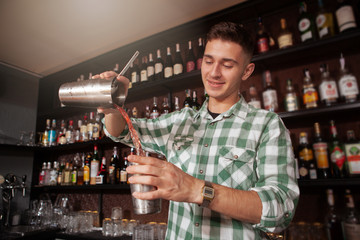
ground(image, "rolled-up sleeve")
xmin=250 ymin=114 xmax=299 ymax=232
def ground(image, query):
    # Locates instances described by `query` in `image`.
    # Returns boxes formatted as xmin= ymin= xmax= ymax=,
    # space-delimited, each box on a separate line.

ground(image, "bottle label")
xmin=84 ymin=166 xmax=90 ymax=182
xmin=299 ymin=148 xmax=314 ymax=161
xmin=257 ymin=37 xmax=269 ymax=53
xmin=48 ymin=130 xmax=56 ymax=144
xmin=299 ymin=166 xmax=309 ymax=177
xmin=87 ymin=123 xmax=94 ymax=138
xmin=303 ymin=88 xmax=319 ymax=107
xmin=49 ymin=169 xmax=57 ymax=185
xmin=345 ymin=143 xmax=360 ymax=174
xmin=90 ymin=161 xmax=99 ymax=178
xmin=309 ymin=169 xmax=317 ymax=179
xmin=71 ymin=171 xmax=77 ymax=183
xmin=343 ymin=222 xmax=360 ymax=240
xmin=147 ymin=66 xmax=154 ymax=77
xmin=330 ymin=146 xmax=346 ymax=169
xmin=248 ymin=100 xmax=261 ymax=109
xmin=186 ymin=61 xmax=195 ymax=72
xmin=313 ymin=142 xmax=329 ymax=169
xmin=59 ymin=135 xmax=67 ymax=145
xmin=319 ymin=81 xmax=339 ymax=101
xmin=108 ymin=166 xmax=115 ymax=175
xmin=120 ymin=170 xmax=127 ymax=182
xmin=39 ymin=171 xmax=45 ymax=185
xmin=316 ymin=14 xmax=326 ymax=28
xmin=155 ymin=63 xmax=163 ymax=74
xmin=336 ymin=6 xmax=357 ymax=32
xmin=131 ymin=72 xmax=139 ymax=83
xmin=140 ymin=70 xmax=148 ymax=81
xmin=96 ymin=175 xmax=103 ymax=184
xmin=173 ymin=64 xmax=183 ymax=75
xmin=164 ymin=67 xmax=173 ymax=78
xmin=299 ymin=18 xmax=311 ymax=32
xmin=278 ymin=34 xmax=293 ymax=49
xmin=93 ymin=124 xmax=99 ymax=139
xmin=80 ymin=125 xmax=88 ymax=141
xmin=285 ymin=94 xmax=299 ymax=112
xmin=262 ymin=89 xmax=278 ymax=111
xmin=339 ymin=75 xmax=359 ymax=98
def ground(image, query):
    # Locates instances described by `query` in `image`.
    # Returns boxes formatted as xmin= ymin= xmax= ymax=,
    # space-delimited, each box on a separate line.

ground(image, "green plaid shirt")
xmin=104 ymin=97 xmax=299 ymax=239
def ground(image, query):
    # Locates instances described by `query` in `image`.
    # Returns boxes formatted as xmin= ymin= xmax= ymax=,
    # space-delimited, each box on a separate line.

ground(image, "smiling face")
xmin=201 ymin=39 xmax=254 ymax=112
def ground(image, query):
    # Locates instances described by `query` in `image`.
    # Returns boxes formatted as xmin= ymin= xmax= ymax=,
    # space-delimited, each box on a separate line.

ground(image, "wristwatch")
xmin=200 ymin=181 xmax=215 ymax=208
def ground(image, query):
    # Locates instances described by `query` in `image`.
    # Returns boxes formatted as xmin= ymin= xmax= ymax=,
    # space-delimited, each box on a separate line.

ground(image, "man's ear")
xmin=242 ymin=63 xmax=255 ymax=81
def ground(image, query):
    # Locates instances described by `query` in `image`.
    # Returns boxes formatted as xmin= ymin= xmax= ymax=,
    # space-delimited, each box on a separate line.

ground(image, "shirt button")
xmin=199 ymin=170 xmax=203 ymax=174
xmin=177 ymin=146 xmax=181 ymax=150
xmin=204 ymin=144 xmax=208 ymax=147
xmin=234 ymin=155 xmax=238 ymax=159
xmin=285 ymin=213 xmax=289 ymax=218
xmin=195 ymin=222 xmax=199 ymax=227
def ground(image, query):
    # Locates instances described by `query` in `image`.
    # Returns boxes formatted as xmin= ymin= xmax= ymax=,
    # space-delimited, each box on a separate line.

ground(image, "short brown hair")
xmin=206 ymin=22 xmax=254 ymax=59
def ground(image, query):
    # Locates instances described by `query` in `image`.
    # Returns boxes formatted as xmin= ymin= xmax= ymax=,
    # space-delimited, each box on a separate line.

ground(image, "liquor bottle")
xmin=48 ymin=119 xmax=57 ymax=146
xmin=262 ymin=70 xmax=278 ymax=112
xmin=316 ymin=0 xmax=335 ymax=39
xmin=173 ymin=43 xmax=183 ymax=75
xmin=57 ymin=120 xmax=67 ymax=145
xmin=71 ymin=163 xmax=78 ymax=185
xmin=84 ymin=152 xmax=91 ymax=185
xmin=325 ymin=189 xmax=343 ymax=240
xmin=284 ymin=78 xmax=299 ymax=112
xmin=174 ymin=96 xmax=180 ymax=111
xmin=49 ymin=161 xmax=58 ymax=186
xmin=145 ymin=105 xmax=151 ymax=119
xmin=338 ymin=53 xmax=359 ymax=103
xmin=42 ymin=119 xmax=50 ymax=147
xmin=109 ymin=146 xmax=119 ymax=184
xmin=186 ymin=40 xmax=196 ymax=72
xmin=161 ymin=97 xmax=171 ymax=115
xmin=140 ymin=56 xmax=148 ymax=82
xmin=120 ymin=155 xmax=128 ymax=185
xmin=248 ymin=85 xmax=261 ymax=109
xmin=319 ymin=64 xmax=339 ymax=106
xmin=298 ymin=2 xmax=318 ymax=42
xmin=196 ymin=37 xmax=204 ymax=70
xmin=313 ymin=122 xmax=331 ymax=178
xmin=302 ymin=68 xmax=319 ymax=109
xmin=130 ymin=59 xmax=140 ymax=84
xmin=87 ymin=112 xmax=95 ymax=141
xmin=147 ymin=53 xmax=155 ymax=81
xmin=298 ymin=132 xmax=316 ymax=180
xmin=96 ymin=157 xmax=107 ymax=184
xmin=93 ymin=112 xmax=101 ymax=140
xmin=183 ymin=89 xmax=192 ymax=108
xmin=150 ymin=97 xmax=160 ymax=119
xmin=164 ymin=47 xmax=173 ymax=79
xmin=90 ymin=145 xmax=100 ymax=185
xmin=328 ymin=120 xmax=347 ymax=178
xmin=57 ymin=161 xmax=65 ymax=185
xmin=344 ymin=130 xmax=360 ymax=177
xmin=65 ymin=120 xmax=74 ymax=144
xmin=39 ymin=162 xmax=46 ymax=185
xmin=74 ymin=120 xmax=81 ymax=143
xmin=44 ymin=162 xmax=51 ymax=185
xmin=256 ymin=16 xmax=270 ymax=53
xmin=81 ymin=114 xmax=88 ymax=142
xmin=154 ymin=49 xmax=164 ymax=81
xmin=77 ymin=153 xmax=85 ymax=185
xmin=342 ymin=189 xmax=360 ymax=240
xmin=277 ymin=18 xmax=293 ymax=49
xmin=335 ymin=0 xmax=357 ymax=33
xmin=191 ymin=90 xmax=200 ymax=111
xmin=62 ymin=162 xmax=71 ymax=186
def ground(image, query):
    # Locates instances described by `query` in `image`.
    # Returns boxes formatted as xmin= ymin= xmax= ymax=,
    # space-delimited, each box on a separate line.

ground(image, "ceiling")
xmin=0 ymin=0 xmax=245 ymax=78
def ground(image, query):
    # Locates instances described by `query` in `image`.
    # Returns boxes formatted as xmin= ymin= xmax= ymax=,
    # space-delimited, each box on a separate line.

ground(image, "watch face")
xmin=203 ymin=186 xmax=214 ymax=198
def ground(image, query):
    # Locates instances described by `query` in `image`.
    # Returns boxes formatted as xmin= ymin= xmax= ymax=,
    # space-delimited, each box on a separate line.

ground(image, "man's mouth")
xmin=207 ymin=79 xmax=225 ymax=87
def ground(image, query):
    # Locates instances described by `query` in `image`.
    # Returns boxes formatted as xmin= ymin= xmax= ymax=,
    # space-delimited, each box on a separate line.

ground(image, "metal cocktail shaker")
xmin=58 ymin=77 xmax=128 ymax=108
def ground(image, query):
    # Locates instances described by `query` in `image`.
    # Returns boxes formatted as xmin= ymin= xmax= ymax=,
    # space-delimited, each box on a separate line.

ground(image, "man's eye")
xmin=224 ymin=64 xmax=233 ymax=69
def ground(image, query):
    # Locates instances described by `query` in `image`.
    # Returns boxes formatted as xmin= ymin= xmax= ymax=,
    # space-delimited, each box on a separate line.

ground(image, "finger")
xmin=132 ymin=190 xmax=161 ymax=200
xmin=92 ymin=74 xmax=100 ymax=79
xmin=128 ymin=175 xmax=159 ymax=187
xmin=128 ymin=155 xmax=166 ymax=167
xmin=126 ymin=164 xmax=160 ymax=176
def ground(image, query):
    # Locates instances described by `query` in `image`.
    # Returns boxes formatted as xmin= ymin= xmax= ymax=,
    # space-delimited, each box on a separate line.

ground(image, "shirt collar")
xmin=194 ymin=95 xmax=249 ymax=121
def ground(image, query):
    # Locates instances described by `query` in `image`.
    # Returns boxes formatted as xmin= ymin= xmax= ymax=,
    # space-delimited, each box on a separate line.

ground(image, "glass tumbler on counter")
xmin=102 ymin=218 xmax=113 ymax=236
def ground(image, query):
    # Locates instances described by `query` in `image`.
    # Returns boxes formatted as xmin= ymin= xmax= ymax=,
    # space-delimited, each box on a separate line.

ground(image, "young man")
xmin=96 ymin=22 xmax=299 ymax=239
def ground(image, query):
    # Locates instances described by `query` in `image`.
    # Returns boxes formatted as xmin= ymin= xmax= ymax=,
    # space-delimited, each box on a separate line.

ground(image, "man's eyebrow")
xmin=203 ymin=54 xmax=238 ymax=64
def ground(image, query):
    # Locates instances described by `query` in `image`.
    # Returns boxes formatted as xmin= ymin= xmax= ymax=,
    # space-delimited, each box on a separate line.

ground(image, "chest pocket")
xmin=217 ymin=146 xmax=256 ymax=190
xmin=171 ymin=136 xmax=194 ymax=172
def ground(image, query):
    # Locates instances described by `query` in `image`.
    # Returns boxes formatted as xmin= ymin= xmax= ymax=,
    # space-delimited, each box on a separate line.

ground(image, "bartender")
xmin=95 ymin=22 xmax=299 ymax=239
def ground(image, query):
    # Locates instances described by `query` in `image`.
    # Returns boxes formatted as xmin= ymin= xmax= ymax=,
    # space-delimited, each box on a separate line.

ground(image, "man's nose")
xmin=210 ymin=63 xmax=221 ymax=79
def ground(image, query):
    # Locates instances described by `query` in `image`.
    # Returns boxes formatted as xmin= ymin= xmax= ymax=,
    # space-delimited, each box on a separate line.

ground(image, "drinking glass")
xmin=111 ymin=206 xmax=123 ymax=221
xmin=112 ymin=219 xmax=122 ymax=237
xmin=102 ymin=218 xmax=113 ymax=236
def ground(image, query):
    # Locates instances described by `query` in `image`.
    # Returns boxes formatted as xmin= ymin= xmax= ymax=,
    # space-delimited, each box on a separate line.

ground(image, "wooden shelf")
xmin=32 ymin=184 xmax=130 ymax=191
xmin=298 ymin=178 xmax=360 ymax=188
